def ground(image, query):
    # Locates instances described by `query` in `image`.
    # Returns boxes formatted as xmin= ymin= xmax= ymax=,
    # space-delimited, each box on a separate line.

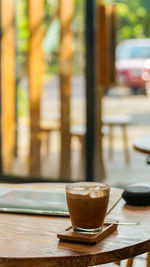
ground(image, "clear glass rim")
xmin=66 ymin=182 xmax=110 ymax=191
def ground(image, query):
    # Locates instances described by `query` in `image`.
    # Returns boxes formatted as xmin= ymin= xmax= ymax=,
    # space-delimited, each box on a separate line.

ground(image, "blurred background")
xmin=1 ymin=0 xmax=150 ymax=187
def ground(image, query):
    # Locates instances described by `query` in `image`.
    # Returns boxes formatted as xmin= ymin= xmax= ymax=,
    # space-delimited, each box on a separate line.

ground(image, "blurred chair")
xmin=40 ymin=120 xmax=60 ymax=155
xmin=114 ymin=252 xmax=150 ymax=266
xmin=39 ymin=115 xmax=131 ymax=176
xmin=102 ymin=115 xmax=131 ymax=164
xmin=39 ymin=122 xmax=85 ymax=177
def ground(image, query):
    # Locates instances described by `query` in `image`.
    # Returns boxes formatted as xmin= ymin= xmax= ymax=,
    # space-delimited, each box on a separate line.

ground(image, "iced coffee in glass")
xmin=66 ymin=182 xmax=110 ymax=232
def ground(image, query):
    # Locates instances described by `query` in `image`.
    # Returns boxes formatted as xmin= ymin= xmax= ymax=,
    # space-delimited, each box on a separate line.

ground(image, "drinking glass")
xmin=66 ymin=182 xmax=110 ymax=232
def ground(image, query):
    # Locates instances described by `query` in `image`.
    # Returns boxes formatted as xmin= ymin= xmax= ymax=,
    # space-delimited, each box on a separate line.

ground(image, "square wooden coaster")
xmin=57 ymin=221 xmax=118 ymax=244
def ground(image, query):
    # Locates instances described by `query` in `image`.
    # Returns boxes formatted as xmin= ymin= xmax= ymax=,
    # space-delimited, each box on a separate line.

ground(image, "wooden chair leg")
xmin=40 ymin=131 xmax=51 ymax=156
xmin=115 ymin=254 xmax=150 ymax=267
xmin=147 ymin=252 xmax=150 ymax=267
xmin=40 ymin=132 xmax=47 ymax=156
xmin=126 ymin=257 xmax=134 ymax=267
xmin=114 ymin=261 xmax=120 ymax=265
xmin=78 ymin=135 xmax=85 ymax=178
xmin=122 ymin=125 xmax=130 ymax=165
xmin=108 ymin=125 xmax=113 ymax=160
xmin=45 ymin=131 xmax=51 ymax=155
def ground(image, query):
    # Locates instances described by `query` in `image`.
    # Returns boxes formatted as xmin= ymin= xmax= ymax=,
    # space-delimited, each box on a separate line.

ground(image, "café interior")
xmin=0 ymin=0 xmax=150 ymax=266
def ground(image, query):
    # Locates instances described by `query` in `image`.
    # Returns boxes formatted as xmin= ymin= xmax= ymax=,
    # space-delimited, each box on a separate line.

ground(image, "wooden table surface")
xmin=0 ymin=183 xmax=150 ymax=267
xmin=133 ymin=135 xmax=150 ymax=155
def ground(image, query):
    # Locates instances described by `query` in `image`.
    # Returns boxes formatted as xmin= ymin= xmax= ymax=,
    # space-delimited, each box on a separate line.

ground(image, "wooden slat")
xmin=96 ymin=3 xmax=116 ymax=88
xmin=59 ymin=0 xmax=74 ymax=179
xmin=95 ymin=2 xmax=106 ymax=181
xmin=111 ymin=5 xmax=117 ymax=84
xmin=105 ymin=5 xmax=112 ymax=86
xmin=28 ymin=0 xmax=44 ymax=176
xmin=105 ymin=5 xmax=116 ymax=85
xmin=1 ymin=0 xmax=15 ymax=171
xmin=94 ymin=2 xmax=116 ymax=181
xmin=96 ymin=3 xmax=107 ymax=86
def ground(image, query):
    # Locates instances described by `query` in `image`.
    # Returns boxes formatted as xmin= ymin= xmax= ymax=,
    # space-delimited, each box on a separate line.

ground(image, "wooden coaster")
xmin=57 ymin=221 xmax=118 ymax=244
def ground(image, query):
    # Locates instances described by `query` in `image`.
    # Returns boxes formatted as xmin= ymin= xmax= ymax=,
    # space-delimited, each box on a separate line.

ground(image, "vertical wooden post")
xmin=111 ymin=5 xmax=117 ymax=84
xmin=1 ymin=0 xmax=15 ymax=171
xmin=95 ymin=1 xmax=106 ymax=181
xmin=96 ymin=2 xmax=107 ymax=86
xmin=105 ymin=5 xmax=116 ymax=85
xmin=59 ymin=0 xmax=74 ymax=179
xmin=147 ymin=252 xmax=150 ymax=267
xmin=28 ymin=0 xmax=44 ymax=176
xmin=105 ymin=5 xmax=111 ymax=86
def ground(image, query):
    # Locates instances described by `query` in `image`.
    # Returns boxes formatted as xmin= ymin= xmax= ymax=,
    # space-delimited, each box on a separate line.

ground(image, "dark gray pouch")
xmin=122 ymin=184 xmax=150 ymax=206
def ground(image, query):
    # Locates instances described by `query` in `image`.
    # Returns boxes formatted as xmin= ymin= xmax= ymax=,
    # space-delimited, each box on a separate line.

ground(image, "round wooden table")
xmin=0 ymin=183 xmax=150 ymax=267
xmin=133 ymin=135 xmax=150 ymax=155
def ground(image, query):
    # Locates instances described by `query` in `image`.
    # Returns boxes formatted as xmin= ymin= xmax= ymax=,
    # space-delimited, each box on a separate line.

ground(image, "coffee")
xmin=66 ymin=183 xmax=110 ymax=231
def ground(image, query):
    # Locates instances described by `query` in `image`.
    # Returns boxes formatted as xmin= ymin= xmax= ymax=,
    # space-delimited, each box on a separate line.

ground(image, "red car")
xmin=116 ymin=39 xmax=150 ymax=94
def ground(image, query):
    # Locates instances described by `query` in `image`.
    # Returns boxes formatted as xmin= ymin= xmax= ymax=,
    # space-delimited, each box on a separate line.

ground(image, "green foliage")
xmin=17 ymin=86 xmax=29 ymax=117
xmin=44 ymin=0 xmax=58 ymax=24
xmin=116 ymin=0 xmax=150 ymax=41
xmin=43 ymin=0 xmax=85 ymax=75
xmin=16 ymin=0 xmax=29 ymax=66
xmin=73 ymin=0 xmax=85 ymax=74
xmin=15 ymin=0 xmax=85 ymax=118
xmin=16 ymin=0 xmax=29 ymax=118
